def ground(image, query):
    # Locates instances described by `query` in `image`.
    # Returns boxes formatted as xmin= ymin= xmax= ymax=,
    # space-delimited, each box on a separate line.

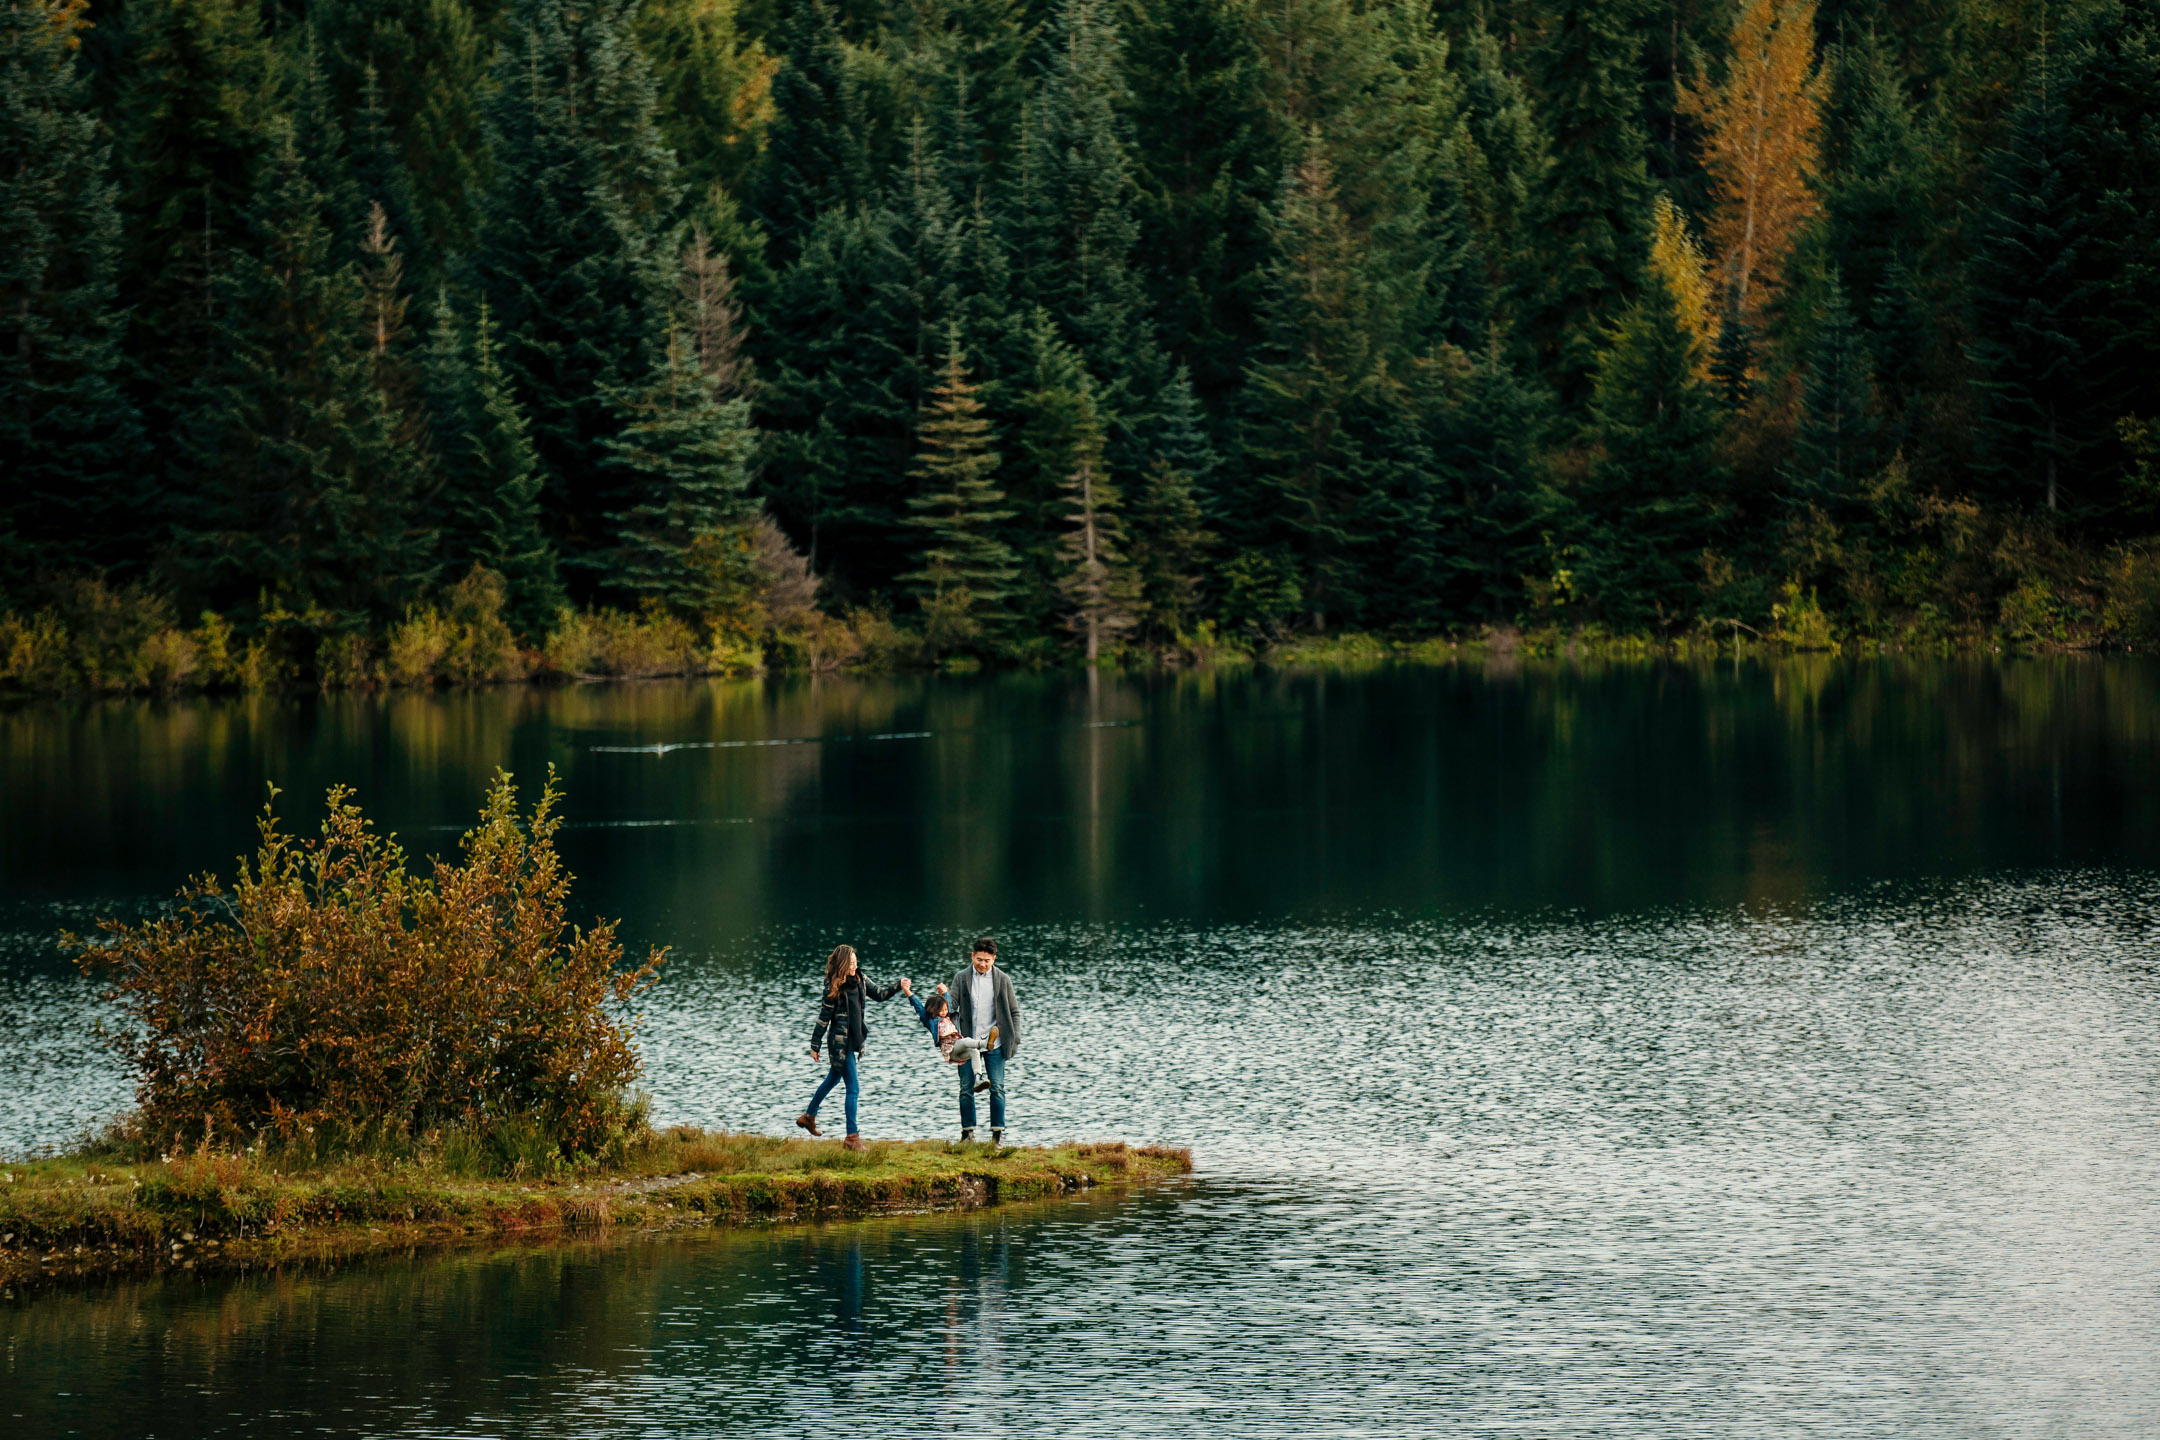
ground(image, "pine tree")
xmin=1121 ymin=0 xmax=1289 ymax=413
xmin=901 ymin=339 xmax=1019 ymax=656
xmin=1580 ymin=266 xmax=1727 ymax=630
xmin=112 ymin=0 xmax=276 ymax=438
xmin=755 ymin=0 xmax=876 ymax=262
xmin=313 ymin=0 xmax=489 ymax=281
xmin=1012 ymin=0 xmax=1162 ymax=419
xmin=2065 ymin=0 xmax=2160 ymax=527
xmin=1055 ymin=377 xmax=1139 ymax=659
xmin=602 ymin=322 xmax=759 ymax=615
xmin=424 ymin=295 xmax=566 ymax=637
xmin=755 ymin=203 xmax=917 ymax=588
xmin=636 ymin=0 xmax=775 ymax=206
xmin=1452 ymin=18 xmax=1550 ymax=335
xmin=1527 ymin=0 xmax=1653 ymax=411
xmin=0 ymin=0 xmax=146 ymax=589
xmin=1427 ymin=325 xmax=1555 ymax=624
xmin=1679 ymin=0 xmax=1823 ymax=331
xmin=170 ymin=119 xmax=428 ymax=623
xmin=476 ymin=0 xmax=682 ymax=572
xmin=1010 ymin=307 xmax=1101 ymax=628
xmin=1817 ymin=31 xmax=1931 ymax=443
xmin=1237 ymin=148 xmax=1378 ymax=628
xmin=1966 ymin=37 xmax=2093 ymax=515
xmin=1784 ymin=271 xmax=1878 ymax=514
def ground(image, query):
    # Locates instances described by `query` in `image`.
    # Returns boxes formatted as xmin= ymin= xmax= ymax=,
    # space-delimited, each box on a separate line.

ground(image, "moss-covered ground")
xmin=0 ymin=1130 xmax=1191 ymax=1284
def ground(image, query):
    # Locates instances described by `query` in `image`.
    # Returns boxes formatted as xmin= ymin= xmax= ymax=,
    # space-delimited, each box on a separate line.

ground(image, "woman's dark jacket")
xmin=811 ymin=973 xmax=901 ymax=1062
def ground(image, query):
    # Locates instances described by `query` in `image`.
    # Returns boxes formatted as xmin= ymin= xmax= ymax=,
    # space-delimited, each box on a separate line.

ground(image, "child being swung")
xmin=908 ymin=984 xmax=999 ymax=1082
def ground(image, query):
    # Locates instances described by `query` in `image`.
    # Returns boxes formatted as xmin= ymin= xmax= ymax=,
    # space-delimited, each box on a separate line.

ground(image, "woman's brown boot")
xmin=797 ymin=1113 xmax=822 ymax=1137
xmin=843 ymin=1133 xmax=867 ymax=1152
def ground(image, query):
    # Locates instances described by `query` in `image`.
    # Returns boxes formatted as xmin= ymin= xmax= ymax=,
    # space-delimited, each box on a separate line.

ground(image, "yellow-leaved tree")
xmin=1679 ymin=0 xmax=1823 ymax=328
xmin=1647 ymin=194 xmax=1719 ymax=379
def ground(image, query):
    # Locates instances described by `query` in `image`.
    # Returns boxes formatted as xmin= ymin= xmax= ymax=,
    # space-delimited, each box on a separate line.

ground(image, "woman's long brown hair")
xmin=823 ymin=944 xmax=859 ymax=998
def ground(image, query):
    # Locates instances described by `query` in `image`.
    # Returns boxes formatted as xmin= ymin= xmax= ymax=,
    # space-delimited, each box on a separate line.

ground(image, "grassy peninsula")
xmin=19 ymin=774 xmax=1187 ymax=1285
xmin=0 ymin=1131 xmax=1192 ymax=1284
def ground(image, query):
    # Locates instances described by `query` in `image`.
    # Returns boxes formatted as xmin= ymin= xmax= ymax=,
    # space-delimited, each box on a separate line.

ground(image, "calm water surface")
xmin=4 ymin=660 xmax=2160 ymax=1436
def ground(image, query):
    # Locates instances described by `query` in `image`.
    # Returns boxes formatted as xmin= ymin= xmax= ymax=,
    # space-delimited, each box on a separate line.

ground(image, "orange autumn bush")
xmin=66 ymin=770 xmax=664 ymax=1158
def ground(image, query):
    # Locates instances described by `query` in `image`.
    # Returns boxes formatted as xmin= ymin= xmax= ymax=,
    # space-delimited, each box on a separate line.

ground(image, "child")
xmin=908 ymin=983 xmax=999 ymax=1086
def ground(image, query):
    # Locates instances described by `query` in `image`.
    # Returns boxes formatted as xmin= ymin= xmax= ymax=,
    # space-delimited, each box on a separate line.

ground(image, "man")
xmin=946 ymin=935 xmax=1021 ymax=1143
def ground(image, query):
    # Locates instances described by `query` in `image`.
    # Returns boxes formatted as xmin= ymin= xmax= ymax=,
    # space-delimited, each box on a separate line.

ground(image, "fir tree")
xmin=313 ymin=0 xmax=489 ymax=282
xmin=0 ymin=0 xmax=146 ymax=588
xmin=1012 ymin=0 xmax=1162 ymax=420
xmin=112 ymin=0 xmax=276 ymax=436
xmin=1527 ymin=0 xmax=1653 ymax=412
xmin=1452 ymin=18 xmax=1550 ymax=335
xmin=1428 ymin=326 xmax=1554 ymax=624
xmin=1784 ymin=271 xmax=1878 ymax=515
xmin=1010 ymin=307 xmax=1101 ymax=628
xmin=1055 ymin=377 xmax=1139 ymax=659
xmin=169 ymin=119 xmax=428 ymax=623
xmin=636 ymin=0 xmax=775 ymax=205
xmin=424 ymin=295 xmax=566 ymax=637
xmin=1121 ymin=0 xmax=1288 ymax=413
xmin=901 ymin=339 xmax=1020 ymax=656
xmin=1817 ymin=30 xmax=1931 ymax=442
xmin=756 ymin=0 xmax=876 ymax=261
xmin=755 ymin=203 xmax=916 ymax=587
xmin=602 ymin=325 xmax=759 ymax=616
xmin=1579 ymin=266 xmax=1727 ymax=629
xmin=1965 ymin=37 xmax=2093 ymax=515
xmin=476 ymin=0 xmax=682 ymax=571
xmin=1237 ymin=148 xmax=1379 ymax=628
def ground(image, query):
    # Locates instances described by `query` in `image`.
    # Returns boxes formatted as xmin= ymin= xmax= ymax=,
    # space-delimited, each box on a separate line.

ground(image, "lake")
xmin=5 ymin=659 xmax=2160 ymax=1436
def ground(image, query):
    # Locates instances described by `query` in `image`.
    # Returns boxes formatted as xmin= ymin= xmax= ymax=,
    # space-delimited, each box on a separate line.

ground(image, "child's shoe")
xmin=985 ymin=1024 xmax=1000 ymax=1048
xmin=974 ymin=1078 xmax=992 ymax=1093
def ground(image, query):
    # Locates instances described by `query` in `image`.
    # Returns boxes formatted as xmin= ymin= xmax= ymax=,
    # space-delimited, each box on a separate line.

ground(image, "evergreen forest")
xmin=5 ymin=0 xmax=2160 ymax=687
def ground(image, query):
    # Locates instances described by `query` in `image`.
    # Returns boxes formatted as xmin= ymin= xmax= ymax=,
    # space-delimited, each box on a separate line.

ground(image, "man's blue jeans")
xmin=808 ymin=1050 xmax=859 ymax=1135
xmin=958 ymin=1048 xmax=1005 ymax=1132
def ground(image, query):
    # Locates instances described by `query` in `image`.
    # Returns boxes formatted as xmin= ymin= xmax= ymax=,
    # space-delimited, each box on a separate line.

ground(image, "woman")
xmin=799 ymin=944 xmax=909 ymax=1151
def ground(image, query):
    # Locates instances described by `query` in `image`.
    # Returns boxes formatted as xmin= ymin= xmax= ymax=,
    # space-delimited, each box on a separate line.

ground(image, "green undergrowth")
xmin=0 ymin=1129 xmax=1191 ymax=1280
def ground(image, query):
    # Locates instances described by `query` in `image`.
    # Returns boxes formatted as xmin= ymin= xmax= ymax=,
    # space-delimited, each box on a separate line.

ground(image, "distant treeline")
xmin=4 ymin=0 xmax=2160 ymax=686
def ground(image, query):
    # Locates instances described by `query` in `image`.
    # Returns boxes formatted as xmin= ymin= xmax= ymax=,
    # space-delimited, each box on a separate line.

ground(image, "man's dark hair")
xmin=971 ymin=936 xmax=998 ymax=957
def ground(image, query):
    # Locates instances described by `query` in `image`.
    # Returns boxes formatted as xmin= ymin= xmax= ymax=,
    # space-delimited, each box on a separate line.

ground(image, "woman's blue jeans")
xmin=808 ymin=1050 xmax=859 ymax=1135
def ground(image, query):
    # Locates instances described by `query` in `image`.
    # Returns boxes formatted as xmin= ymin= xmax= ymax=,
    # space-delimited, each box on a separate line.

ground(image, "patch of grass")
xmin=0 ymin=1131 xmax=1191 ymax=1281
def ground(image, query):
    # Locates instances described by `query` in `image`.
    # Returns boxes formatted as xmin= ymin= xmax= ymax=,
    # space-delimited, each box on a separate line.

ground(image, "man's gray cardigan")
xmin=946 ymin=965 xmax=1022 ymax=1059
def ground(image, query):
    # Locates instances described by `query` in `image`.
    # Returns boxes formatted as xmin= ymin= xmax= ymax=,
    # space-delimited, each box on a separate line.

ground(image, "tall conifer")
xmin=901 ymin=339 xmax=1019 ymax=655
xmin=170 ymin=119 xmax=428 ymax=622
xmin=1580 ymin=267 xmax=1726 ymax=628
xmin=1 ymin=0 xmax=146 ymax=587
xmin=1527 ymin=0 xmax=1652 ymax=411
xmin=476 ymin=0 xmax=681 ymax=571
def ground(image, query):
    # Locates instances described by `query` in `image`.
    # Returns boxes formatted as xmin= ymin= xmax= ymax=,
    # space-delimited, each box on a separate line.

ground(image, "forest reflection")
xmin=3 ymin=658 xmax=2156 ymax=942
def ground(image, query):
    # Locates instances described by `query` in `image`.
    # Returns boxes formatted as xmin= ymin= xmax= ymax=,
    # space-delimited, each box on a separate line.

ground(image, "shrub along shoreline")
xmin=2 ymin=568 xmax=2141 ymax=703
xmin=0 ymin=1131 xmax=1194 ymax=1285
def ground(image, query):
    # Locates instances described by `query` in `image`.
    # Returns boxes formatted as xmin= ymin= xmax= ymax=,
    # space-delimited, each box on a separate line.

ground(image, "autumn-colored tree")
xmin=1679 ymin=0 xmax=1822 ymax=327
xmin=1646 ymin=194 xmax=1718 ymax=378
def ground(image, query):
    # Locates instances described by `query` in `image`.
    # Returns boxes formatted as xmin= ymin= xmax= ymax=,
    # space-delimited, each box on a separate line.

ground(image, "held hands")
xmin=899 ymin=976 xmax=913 ymax=996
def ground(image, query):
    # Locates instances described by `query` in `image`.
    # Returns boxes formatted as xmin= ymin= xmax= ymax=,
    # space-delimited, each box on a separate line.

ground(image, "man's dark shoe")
xmin=796 ymin=1113 xmax=822 ymax=1137
xmin=990 ymin=1129 xmax=1004 ymax=1144
xmin=960 ymin=1128 xmax=975 ymax=1142
xmin=844 ymin=1133 xmax=866 ymax=1152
